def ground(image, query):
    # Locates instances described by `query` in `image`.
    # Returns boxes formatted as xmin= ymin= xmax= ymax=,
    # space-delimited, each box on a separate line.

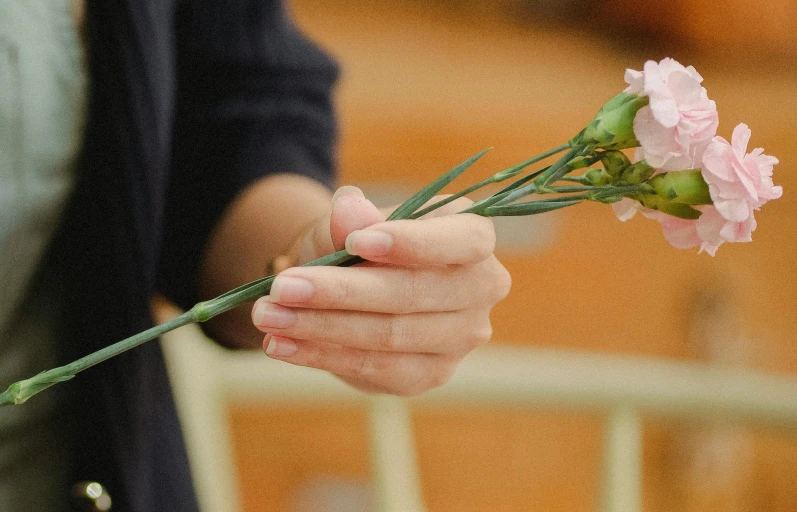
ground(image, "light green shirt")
xmin=0 ymin=0 xmax=88 ymax=509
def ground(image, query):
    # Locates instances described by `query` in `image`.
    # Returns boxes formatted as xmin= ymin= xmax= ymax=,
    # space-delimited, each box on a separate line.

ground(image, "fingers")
xmin=329 ymin=186 xmax=385 ymax=250
xmin=345 ymin=213 xmax=497 ymax=265
xmin=292 ymin=186 xmax=385 ymax=266
xmin=266 ymin=261 xmax=507 ymax=314
xmin=253 ymin=299 xmax=493 ymax=354
xmin=256 ymin=192 xmax=510 ymax=397
xmin=262 ymin=333 xmax=458 ymax=396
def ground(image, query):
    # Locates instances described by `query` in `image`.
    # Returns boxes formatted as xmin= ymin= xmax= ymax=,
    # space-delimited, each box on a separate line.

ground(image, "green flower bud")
xmin=638 ymin=194 xmax=703 ymax=219
xmin=565 ymin=155 xmax=592 ymax=171
xmin=587 ymin=192 xmax=623 ymax=204
xmin=600 ymin=150 xmax=631 ymax=177
xmin=584 ymin=168 xmax=613 ymax=186
xmin=619 ymin=160 xmax=655 ymax=184
xmin=648 ymin=170 xmax=711 ymax=205
xmin=570 ymin=93 xmax=649 ymax=150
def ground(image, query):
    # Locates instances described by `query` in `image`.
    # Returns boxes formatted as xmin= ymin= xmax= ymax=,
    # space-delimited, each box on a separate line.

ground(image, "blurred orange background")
xmin=228 ymin=1 xmax=797 ymax=510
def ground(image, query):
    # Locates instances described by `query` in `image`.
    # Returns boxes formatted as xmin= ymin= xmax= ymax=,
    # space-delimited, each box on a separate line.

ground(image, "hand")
xmin=251 ymin=186 xmax=511 ymax=396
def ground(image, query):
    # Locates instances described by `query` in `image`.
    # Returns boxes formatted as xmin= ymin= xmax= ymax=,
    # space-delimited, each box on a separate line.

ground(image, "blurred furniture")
xmin=159 ymin=311 xmax=797 ymax=512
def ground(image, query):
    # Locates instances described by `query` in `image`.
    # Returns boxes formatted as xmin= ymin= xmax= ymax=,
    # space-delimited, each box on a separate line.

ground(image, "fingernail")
xmin=345 ymin=230 xmax=392 ymax=256
xmin=270 ymin=276 xmax=314 ymax=303
xmin=253 ymin=301 xmax=297 ymax=328
xmin=332 ymin=185 xmax=364 ymax=203
xmin=264 ymin=335 xmax=299 ymax=358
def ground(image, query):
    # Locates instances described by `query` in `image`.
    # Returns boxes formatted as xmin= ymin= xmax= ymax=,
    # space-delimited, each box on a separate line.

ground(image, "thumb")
xmin=329 ymin=186 xmax=385 ymax=251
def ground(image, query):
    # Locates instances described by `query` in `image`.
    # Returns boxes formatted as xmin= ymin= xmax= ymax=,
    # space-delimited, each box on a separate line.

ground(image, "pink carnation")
xmin=701 ymin=123 xmax=782 ymax=221
xmin=614 ymin=123 xmax=780 ymax=255
xmin=656 ymin=206 xmax=753 ymax=256
xmin=624 ymin=58 xmax=718 ymax=170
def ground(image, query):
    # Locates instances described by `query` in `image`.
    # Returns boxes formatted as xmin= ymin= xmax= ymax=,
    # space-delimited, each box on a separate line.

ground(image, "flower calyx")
xmin=648 ymin=170 xmax=711 ymax=205
xmin=570 ymin=93 xmax=649 ymax=150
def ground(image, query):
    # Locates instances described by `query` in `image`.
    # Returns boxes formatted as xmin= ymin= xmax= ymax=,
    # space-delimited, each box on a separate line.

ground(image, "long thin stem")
xmin=0 ymin=311 xmax=196 ymax=405
xmin=496 ymin=146 xmax=582 ymax=205
xmin=462 ymin=166 xmax=549 ymax=214
xmin=534 ymin=145 xmax=591 ymax=191
xmin=410 ymin=177 xmax=497 ymax=219
xmin=410 ymin=144 xmax=569 ymax=219
xmin=0 ymin=143 xmax=606 ymax=408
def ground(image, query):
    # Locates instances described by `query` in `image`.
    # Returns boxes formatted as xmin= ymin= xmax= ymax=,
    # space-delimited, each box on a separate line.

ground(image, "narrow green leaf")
xmin=482 ymin=199 xmax=582 ymax=217
xmin=387 ymin=148 xmax=492 ymax=221
xmin=464 ymin=165 xmax=552 ymax=214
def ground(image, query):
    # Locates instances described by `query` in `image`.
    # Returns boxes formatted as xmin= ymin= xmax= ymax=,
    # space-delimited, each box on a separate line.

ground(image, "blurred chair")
xmin=157 ymin=302 xmax=797 ymax=512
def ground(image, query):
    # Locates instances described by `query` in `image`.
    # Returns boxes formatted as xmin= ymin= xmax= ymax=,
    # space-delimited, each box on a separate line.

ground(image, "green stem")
xmin=463 ymin=166 xmax=549 ymax=214
xmin=0 ymin=312 xmax=196 ymax=406
xmin=192 ymin=250 xmax=362 ymax=321
xmin=409 ymin=177 xmax=497 ymax=219
xmin=494 ymin=146 xmax=582 ymax=206
xmin=0 ymin=143 xmax=595 ymax=408
xmin=533 ymin=145 xmax=589 ymax=191
xmin=560 ymin=175 xmax=588 ymax=184
xmin=0 ymin=249 xmax=366 ymax=408
xmin=410 ymin=144 xmax=569 ymax=219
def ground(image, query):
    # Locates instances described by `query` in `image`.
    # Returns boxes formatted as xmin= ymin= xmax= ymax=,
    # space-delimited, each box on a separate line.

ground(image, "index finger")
xmin=344 ymin=213 xmax=496 ymax=266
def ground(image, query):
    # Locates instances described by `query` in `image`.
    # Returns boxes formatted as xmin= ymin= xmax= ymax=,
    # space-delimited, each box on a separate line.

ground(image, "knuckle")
xmin=470 ymin=218 xmax=497 ymax=260
xmin=330 ymin=272 xmax=357 ymax=306
xmin=412 ymin=231 xmax=435 ymax=262
xmin=305 ymin=310 xmax=331 ymax=340
xmin=470 ymin=321 xmax=493 ymax=348
xmin=351 ymin=350 xmax=380 ymax=380
xmin=399 ymin=272 xmax=427 ymax=313
xmin=486 ymin=260 xmax=512 ymax=303
xmin=377 ymin=315 xmax=406 ymax=351
xmin=304 ymin=345 xmax=327 ymax=370
xmin=497 ymin=265 xmax=512 ymax=299
xmin=392 ymin=387 xmax=420 ymax=398
xmin=395 ymin=380 xmax=432 ymax=397
xmin=428 ymin=362 xmax=457 ymax=390
xmin=397 ymin=360 xmax=458 ymax=397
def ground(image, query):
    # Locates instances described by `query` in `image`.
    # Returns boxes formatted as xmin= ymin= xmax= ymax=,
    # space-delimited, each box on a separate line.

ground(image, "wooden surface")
xmin=229 ymin=1 xmax=797 ymax=510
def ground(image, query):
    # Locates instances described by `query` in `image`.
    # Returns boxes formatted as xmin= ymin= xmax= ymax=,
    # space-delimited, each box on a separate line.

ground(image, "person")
xmin=0 ymin=0 xmax=510 ymax=510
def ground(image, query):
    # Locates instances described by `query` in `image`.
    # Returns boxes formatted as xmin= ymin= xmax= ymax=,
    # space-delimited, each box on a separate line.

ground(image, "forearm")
xmin=198 ymin=173 xmax=334 ymax=349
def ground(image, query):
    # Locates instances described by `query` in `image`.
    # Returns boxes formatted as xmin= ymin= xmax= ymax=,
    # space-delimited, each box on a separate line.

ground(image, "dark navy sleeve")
xmin=157 ymin=0 xmax=339 ymax=309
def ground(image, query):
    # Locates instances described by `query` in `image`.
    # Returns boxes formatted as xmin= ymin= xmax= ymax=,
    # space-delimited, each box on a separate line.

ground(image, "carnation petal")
xmin=698 ymin=242 xmax=721 ymax=256
xmin=732 ymin=157 xmax=760 ymax=201
xmin=624 ymin=69 xmax=644 ymax=94
xmin=731 ymin=123 xmax=752 ymax=156
xmin=660 ymin=152 xmax=694 ymax=172
xmin=684 ymin=65 xmax=704 ymax=83
xmin=714 ymin=197 xmax=750 ymax=222
xmin=702 ymin=139 xmax=735 ymax=181
xmin=693 ymin=207 xmax=726 ymax=251
xmin=681 ymin=106 xmax=718 ymax=143
xmin=643 ymin=60 xmax=663 ymax=92
xmin=612 ymin=198 xmax=639 ymax=221
xmin=657 ymin=58 xmax=686 ymax=78
xmin=719 ymin=213 xmax=756 ymax=243
xmin=650 ymin=95 xmax=680 ymax=128
xmin=668 ymin=69 xmax=703 ymax=107
xmin=658 ymin=215 xmax=701 ymax=249
xmin=633 ymin=107 xmax=682 ymax=168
